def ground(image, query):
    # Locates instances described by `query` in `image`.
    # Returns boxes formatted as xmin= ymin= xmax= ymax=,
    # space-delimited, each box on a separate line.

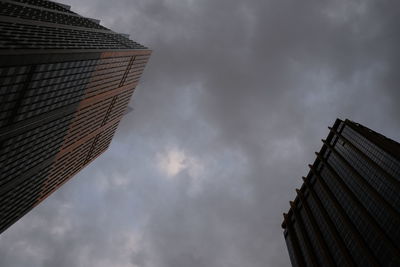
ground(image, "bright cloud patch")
xmin=157 ymin=148 xmax=186 ymax=177
xmin=156 ymin=148 xmax=203 ymax=180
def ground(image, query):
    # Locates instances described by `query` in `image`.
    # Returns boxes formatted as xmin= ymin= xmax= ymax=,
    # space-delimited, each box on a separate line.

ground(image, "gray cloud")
xmin=1 ymin=0 xmax=399 ymax=266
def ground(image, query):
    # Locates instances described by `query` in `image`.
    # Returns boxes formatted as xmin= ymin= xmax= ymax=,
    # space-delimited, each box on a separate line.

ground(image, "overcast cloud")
xmin=1 ymin=0 xmax=400 ymax=266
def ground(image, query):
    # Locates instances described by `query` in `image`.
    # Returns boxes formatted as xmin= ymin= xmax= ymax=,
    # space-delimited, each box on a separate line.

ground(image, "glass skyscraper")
xmin=0 ymin=0 xmax=151 ymax=233
xmin=282 ymin=119 xmax=400 ymax=267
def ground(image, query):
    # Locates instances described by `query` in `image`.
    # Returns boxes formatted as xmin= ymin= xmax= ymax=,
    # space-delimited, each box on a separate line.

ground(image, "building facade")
xmin=282 ymin=119 xmax=400 ymax=267
xmin=0 ymin=0 xmax=151 ymax=233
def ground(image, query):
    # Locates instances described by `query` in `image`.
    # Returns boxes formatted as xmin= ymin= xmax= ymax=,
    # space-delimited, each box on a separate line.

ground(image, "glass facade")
xmin=282 ymin=118 xmax=400 ymax=267
xmin=0 ymin=0 xmax=151 ymax=234
xmin=305 ymin=185 xmax=350 ymax=267
xmin=0 ymin=21 xmax=145 ymax=50
xmin=11 ymin=0 xmax=74 ymax=13
xmin=284 ymin=232 xmax=299 ymax=267
xmin=335 ymin=131 xmax=400 ymax=213
xmin=0 ymin=2 xmax=106 ymax=29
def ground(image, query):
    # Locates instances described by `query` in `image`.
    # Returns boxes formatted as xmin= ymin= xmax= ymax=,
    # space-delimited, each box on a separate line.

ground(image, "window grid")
xmin=313 ymin=179 xmax=371 ymax=267
xmin=0 ymin=56 xmax=137 ymax=125
xmin=327 ymin=150 xmax=400 ymax=241
xmin=63 ymin=97 xmax=114 ymax=146
xmin=298 ymin=205 xmax=324 ymax=266
xmin=292 ymin=217 xmax=314 ymax=267
xmin=0 ymin=3 xmax=106 ymax=29
xmin=334 ymin=134 xmax=400 ymax=213
xmin=11 ymin=0 xmax=73 ymax=13
xmin=342 ymin=126 xmax=400 ymax=180
xmin=285 ymin=234 xmax=299 ymax=267
xmin=0 ymin=21 xmax=146 ymax=50
xmin=0 ymin=114 xmax=74 ymax=186
xmin=0 ymin=164 xmax=51 ymax=232
xmin=320 ymin=166 xmax=395 ymax=266
xmin=306 ymin=186 xmax=348 ymax=267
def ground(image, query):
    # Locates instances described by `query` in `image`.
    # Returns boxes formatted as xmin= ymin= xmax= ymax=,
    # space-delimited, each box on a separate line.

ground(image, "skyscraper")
xmin=0 ymin=0 xmax=151 ymax=233
xmin=282 ymin=119 xmax=400 ymax=267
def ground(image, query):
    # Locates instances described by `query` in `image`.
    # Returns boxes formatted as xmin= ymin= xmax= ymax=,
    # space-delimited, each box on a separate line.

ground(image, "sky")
xmin=1 ymin=0 xmax=400 ymax=266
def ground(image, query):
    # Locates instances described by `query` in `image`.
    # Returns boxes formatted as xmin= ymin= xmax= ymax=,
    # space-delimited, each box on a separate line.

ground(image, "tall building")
xmin=282 ymin=119 xmax=400 ymax=267
xmin=0 ymin=0 xmax=151 ymax=233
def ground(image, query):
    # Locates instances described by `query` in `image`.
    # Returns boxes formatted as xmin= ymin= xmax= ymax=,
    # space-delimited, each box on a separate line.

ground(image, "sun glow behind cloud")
xmin=156 ymin=147 xmax=204 ymax=179
xmin=157 ymin=148 xmax=186 ymax=177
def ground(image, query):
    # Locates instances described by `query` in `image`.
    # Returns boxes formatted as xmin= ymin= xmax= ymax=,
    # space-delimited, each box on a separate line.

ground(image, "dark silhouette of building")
xmin=0 ymin=0 xmax=151 ymax=233
xmin=282 ymin=119 xmax=400 ymax=267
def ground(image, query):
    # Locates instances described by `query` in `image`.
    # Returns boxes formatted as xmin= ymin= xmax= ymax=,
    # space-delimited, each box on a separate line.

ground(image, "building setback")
xmin=0 ymin=0 xmax=151 ymax=233
xmin=282 ymin=119 xmax=400 ymax=267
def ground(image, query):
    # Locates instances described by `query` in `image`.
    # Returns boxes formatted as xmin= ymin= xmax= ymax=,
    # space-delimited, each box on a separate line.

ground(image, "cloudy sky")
xmin=1 ymin=0 xmax=400 ymax=266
